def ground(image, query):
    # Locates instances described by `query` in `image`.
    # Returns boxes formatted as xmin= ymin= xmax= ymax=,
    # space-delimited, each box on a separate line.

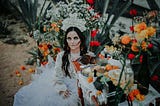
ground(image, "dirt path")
xmin=0 ymin=20 xmax=36 ymax=106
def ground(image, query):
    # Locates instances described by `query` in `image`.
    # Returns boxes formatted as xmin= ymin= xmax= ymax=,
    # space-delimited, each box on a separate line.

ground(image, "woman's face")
xmin=66 ymin=31 xmax=81 ymax=51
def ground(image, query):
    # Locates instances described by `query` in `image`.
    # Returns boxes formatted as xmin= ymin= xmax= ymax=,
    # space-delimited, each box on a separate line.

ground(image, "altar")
xmin=75 ymin=58 xmax=160 ymax=106
xmin=78 ymin=72 xmax=160 ymax=106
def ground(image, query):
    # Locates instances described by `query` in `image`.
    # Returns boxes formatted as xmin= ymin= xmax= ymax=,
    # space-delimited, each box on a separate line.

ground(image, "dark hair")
xmin=62 ymin=27 xmax=87 ymax=77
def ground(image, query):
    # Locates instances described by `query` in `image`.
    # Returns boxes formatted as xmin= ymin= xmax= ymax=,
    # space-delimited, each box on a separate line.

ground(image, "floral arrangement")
xmin=38 ymin=42 xmax=61 ymax=63
xmin=112 ymin=22 xmax=156 ymax=63
xmin=32 ymin=0 xmax=132 ymax=56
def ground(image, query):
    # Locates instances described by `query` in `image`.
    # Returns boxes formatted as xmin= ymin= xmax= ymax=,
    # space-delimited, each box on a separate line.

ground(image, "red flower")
xmin=130 ymin=26 xmax=134 ymax=32
xmin=129 ymin=9 xmax=137 ymax=16
xmin=90 ymin=41 xmax=100 ymax=47
xmin=38 ymin=44 xmax=43 ymax=48
xmin=87 ymin=0 xmax=94 ymax=5
xmin=91 ymin=29 xmax=98 ymax=38
xmin=128 ymin=53 xmax=135 ymax=60
xmin=151 ymin=75 xmax=159 ymax=81
xmin=132 ymin=38 xmax=137 ymax=43
xmin=147 ymin=43 xmax=153 ymax=49
xmin=139 ymin=55 xmax=143 ymax=63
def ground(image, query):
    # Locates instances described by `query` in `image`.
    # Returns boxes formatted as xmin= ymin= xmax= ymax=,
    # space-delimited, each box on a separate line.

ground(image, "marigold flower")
xmin=54 ymin=27 xmax=60 ymax=32
xmin=137 ymin=29 xmax=149 ymax=40
xmin=141 ymin=41 xmax=147 ymax=51
xmin=105 ymin=64 xmax=112 ymax=71
xmin=18 ymin=80 xmax=23 ymax=85
xmin=121 ymin=35 xmax=131 ymax=45
xmin=20 ymin=66 xmax=26 ymax=70
xmin=53 ymin=48 xmax=61 ymax=53
xmin=128 ymin=89 xmax=143 ymax=101
xmin=131 ymin=42 xmax=139 ymax=52
xmin=134 ymin=22 xmax=147 ymax=33
xmin=39 ymin=43 xmax=48 ymax=51
xmin=128 ymin=94 xmax=135 ymax=101
xmin=51 ymin=23 xmax=57 ymax=28
xmin=136 ymin=94 xmax=145 ymax=101
xmin=43 ymin=51 xmax=49 ymax=57
xmin=132 ymin=89 xmax=140 ymax=95
xmin=147 ymin=27 xmax=156 ymax=37
xmin=87 ymin=76 xmax=93 ymax=83
xmin=28 ymin=68 xmax=35 ymax=73
xmin=15 ymin=70 xmax=20 ymax=75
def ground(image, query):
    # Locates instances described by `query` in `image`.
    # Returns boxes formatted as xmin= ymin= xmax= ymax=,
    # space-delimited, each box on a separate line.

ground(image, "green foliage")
xmin=94 ymin=0 xmax=132 ymax=55
xmin=25 ymin=47 xmax=39 ymax=65
xmin=8 ymin=0 xmax=52 ymax=32
xmin=9 ymin=0 xmax=38 ymax=31
xmin=25 ymin=47 xmax=45 ymax=65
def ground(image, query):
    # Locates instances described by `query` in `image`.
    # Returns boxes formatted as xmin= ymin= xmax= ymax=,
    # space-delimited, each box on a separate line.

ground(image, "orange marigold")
xmin=87 ymin=76 xmax=93 ymax=83
xmin=54 ymin=27 xmax=60 ymax=32
xmin=51 ymin=23 xmax=57 ymax=28
xmin=131 ymin=42 xmax=139 ymax=52
xmin=147 ymin=26 xmax=156 ymax=37
xmin=20 ymin=66 xmax=26 ymax=70
xmin=105 ymin=64 xmax=112 ymax=71
xmin=134 ymin=22 xmax=147 ymax=33
xmin=141 ymin=41 xmax=147 ymax=51
xmin=15 ymin=70 xmax=20 ymax=74
xmin=28 ymin=68 xmax=35 ymax=73
xmin=137 ymin=29 xmax=149 ymax=40
xmin=39 ymin=43 xmax=48 ymax=51
xmin=121 ymin=35 xmax=131 ymax=45
xmin=18 ymin=80 xmax=23 ymax=85
xmin=132 ymin=89 xmax=140 ymax=95
xmin=136 ymin=94 xmax=145 ymax=101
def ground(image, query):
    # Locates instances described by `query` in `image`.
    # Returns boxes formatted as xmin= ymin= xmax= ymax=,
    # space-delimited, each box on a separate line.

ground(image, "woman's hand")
xmin=59 ymin=90 xmax=71 ymax=98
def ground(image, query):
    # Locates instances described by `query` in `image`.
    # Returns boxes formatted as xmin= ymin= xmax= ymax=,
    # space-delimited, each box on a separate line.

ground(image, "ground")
xmin=0 ymin=18 xmax=36 ymax=106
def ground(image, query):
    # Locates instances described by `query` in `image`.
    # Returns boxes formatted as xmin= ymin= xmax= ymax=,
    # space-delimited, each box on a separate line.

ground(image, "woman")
xmin=13 ymin=27 xmax=88 ymax=106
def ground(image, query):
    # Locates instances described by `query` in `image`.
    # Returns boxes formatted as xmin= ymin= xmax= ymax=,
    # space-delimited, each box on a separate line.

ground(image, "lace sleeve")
xmin=53 ymin=51 xmax=67 ymax=92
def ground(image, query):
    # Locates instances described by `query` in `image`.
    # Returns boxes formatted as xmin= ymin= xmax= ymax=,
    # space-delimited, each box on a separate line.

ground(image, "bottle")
xmin=125 ymin=59 xmax=134 ymax=91
xmin=137 ymin=52 xmax=149 ymax=95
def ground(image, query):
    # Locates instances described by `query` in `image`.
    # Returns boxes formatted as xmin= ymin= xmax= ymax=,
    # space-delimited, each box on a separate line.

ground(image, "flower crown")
xmin=61 ymin=13 xmax=86 ymax=32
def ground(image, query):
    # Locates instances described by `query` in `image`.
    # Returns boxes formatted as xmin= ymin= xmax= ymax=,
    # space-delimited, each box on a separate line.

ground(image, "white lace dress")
xmin=13 ymin=51 xmax=82 ymax=106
